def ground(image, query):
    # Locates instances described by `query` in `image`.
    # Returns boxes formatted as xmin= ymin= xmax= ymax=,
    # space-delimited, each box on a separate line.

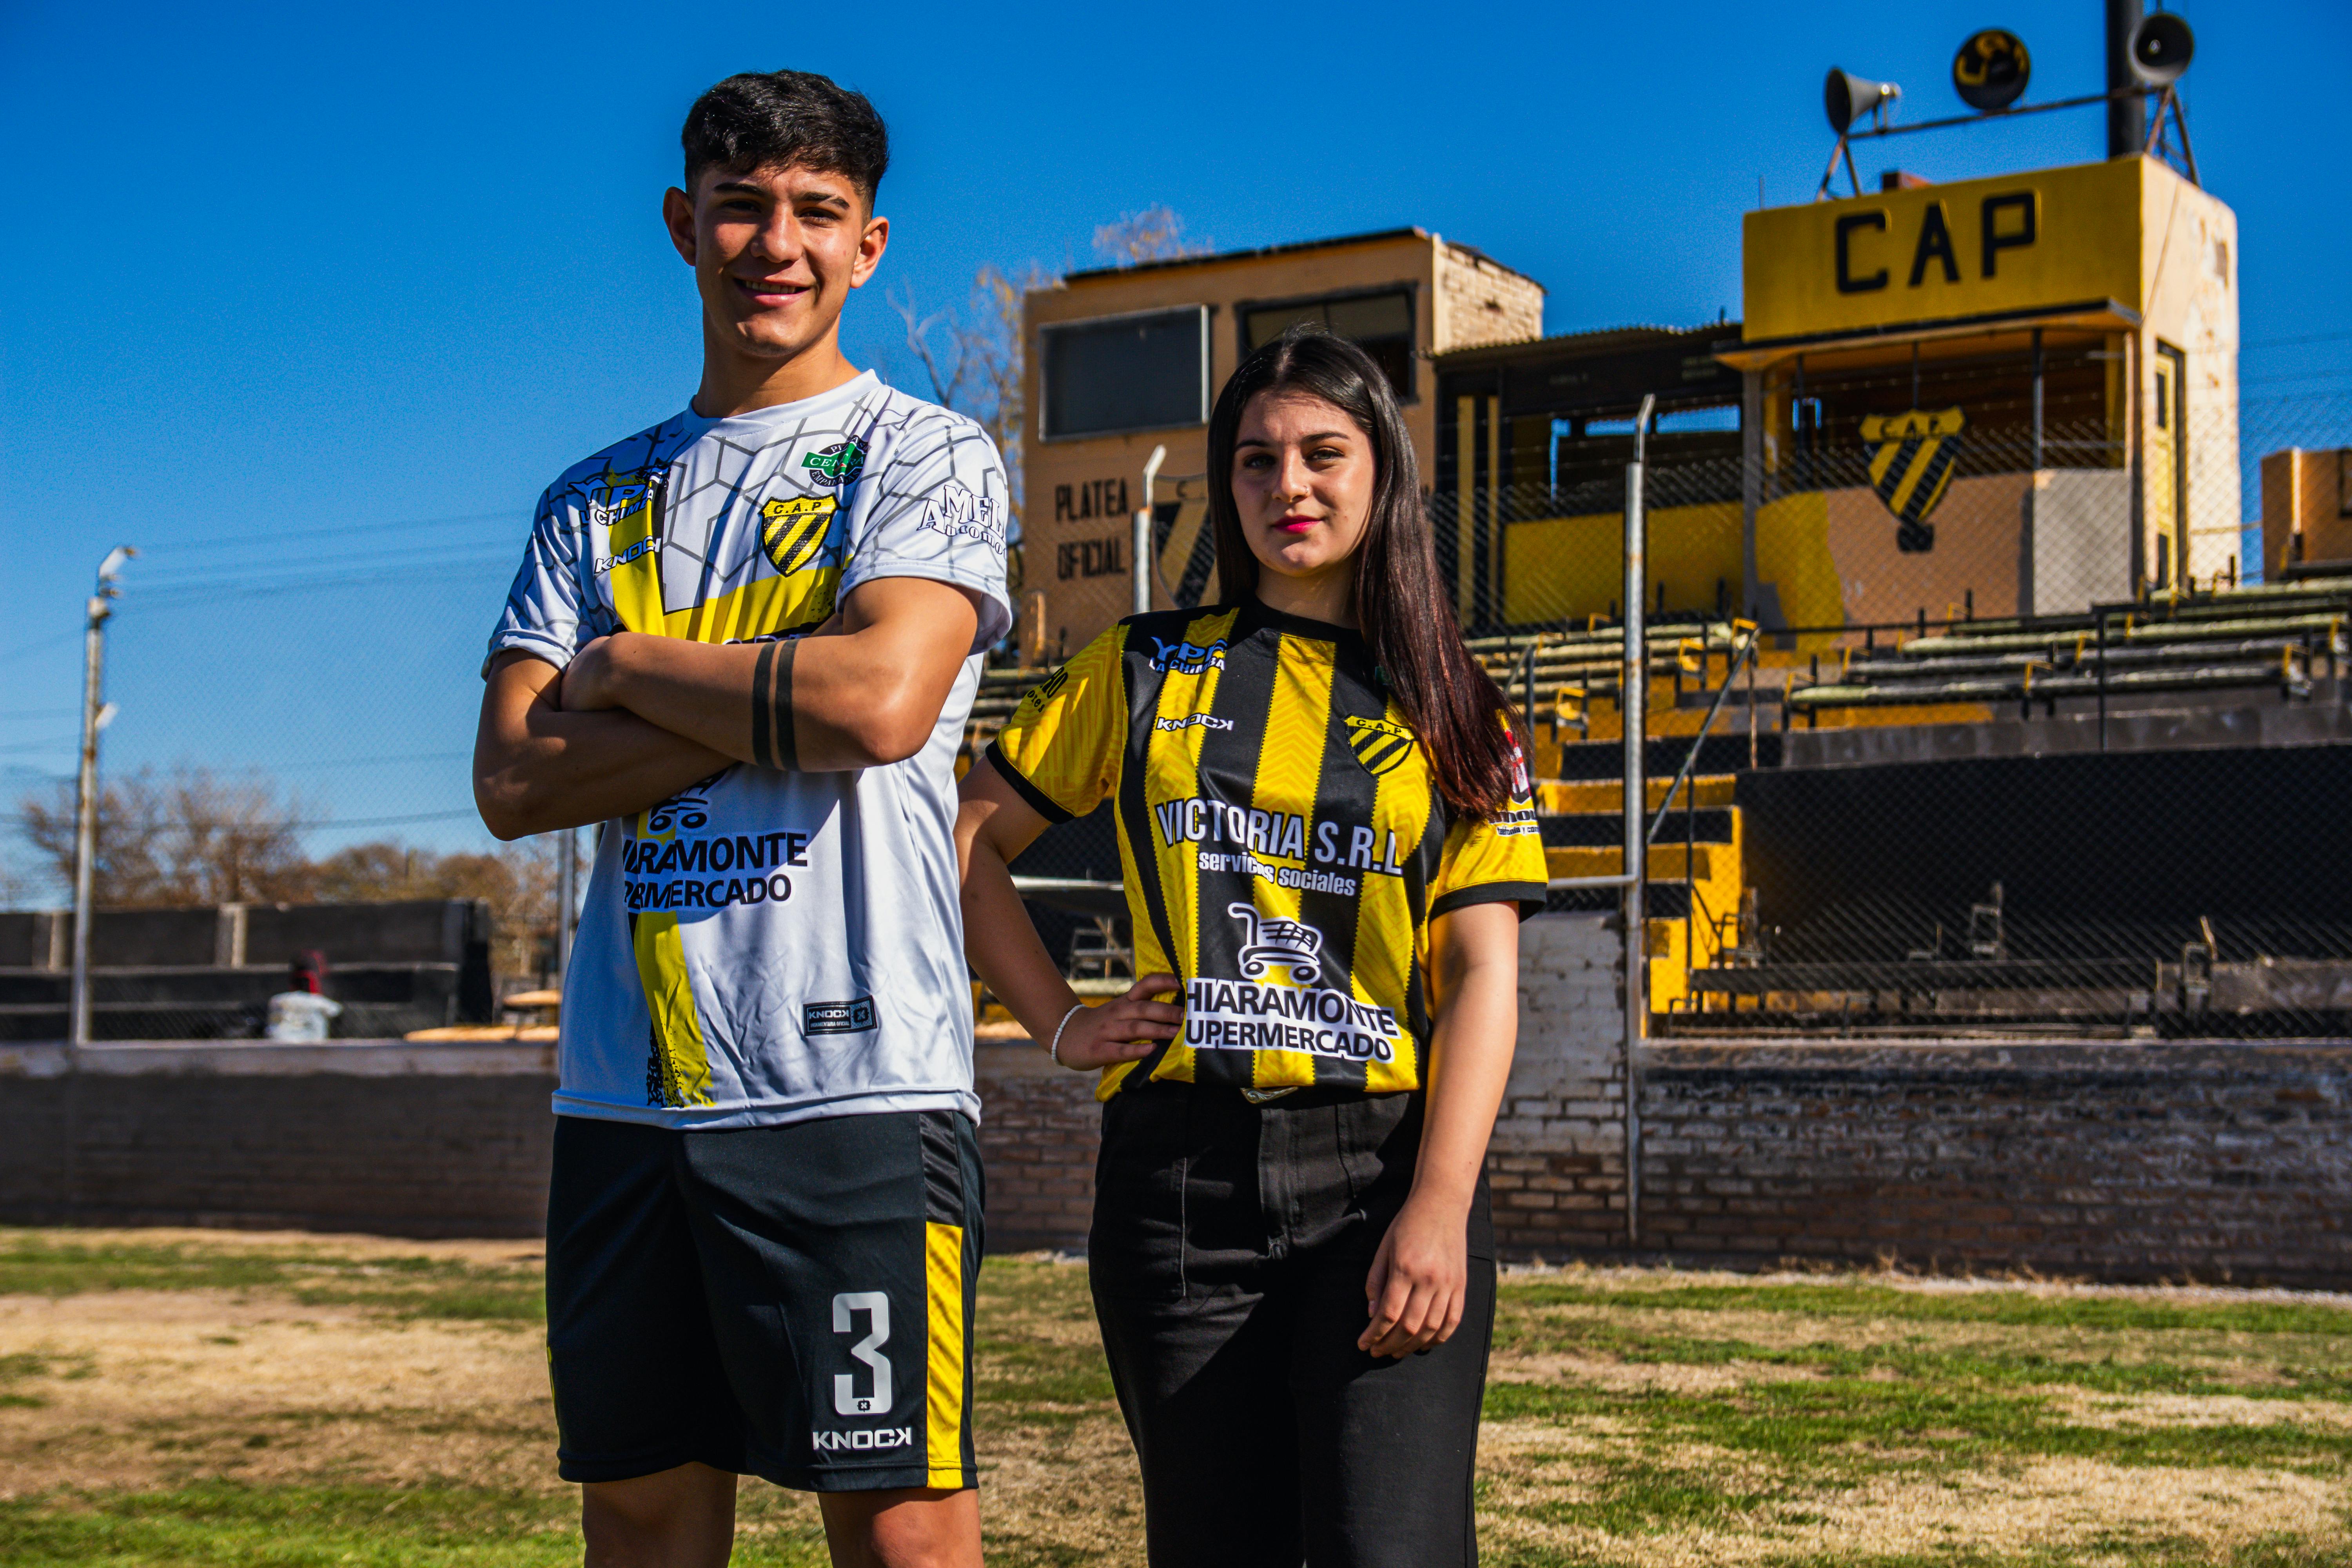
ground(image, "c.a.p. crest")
xmin=1859 ymin=407 xmax=1965 ymax=552
xmin=759 ymin=495 xmax=836 ymax=576
xmin=1344 ymin=715 xmax=1417 ymax=777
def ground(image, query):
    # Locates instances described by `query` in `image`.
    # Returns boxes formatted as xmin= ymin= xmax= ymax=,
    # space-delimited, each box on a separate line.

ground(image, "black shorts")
xmin=544 ymin=1110 xmax=983 ymax=1492
xmin=1089 ymin=1085 xmax=1494 ymax=1568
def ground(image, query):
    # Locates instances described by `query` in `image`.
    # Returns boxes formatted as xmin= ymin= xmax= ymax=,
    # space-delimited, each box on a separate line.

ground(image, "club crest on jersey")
xmin=801 ymin=437 xmax=867 ymax=487
xmin=759 ymin=495 xmax=836 ymax=576
xmin=1227 ymin=902 xmax=1324 ymax=986
xmin=1148 ymin=635 xmax=1228 ymax=675
xmin=1345 ymin=715 xmax=1416 ymax=777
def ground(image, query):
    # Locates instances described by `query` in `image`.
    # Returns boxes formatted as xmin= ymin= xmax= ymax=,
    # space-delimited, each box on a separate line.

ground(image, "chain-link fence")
xmin=11 ymin=347 xmax=2346 ymax=1044
xmin=1423 ymin=378 xmax=2352 ymax=1040
xmin=4 ymin=530 xmax=566 ymax=1042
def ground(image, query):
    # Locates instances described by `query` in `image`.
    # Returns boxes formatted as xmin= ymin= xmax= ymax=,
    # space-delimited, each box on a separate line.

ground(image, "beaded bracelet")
xmin=1048 ymin=1002 xmax=1087 ymax=1067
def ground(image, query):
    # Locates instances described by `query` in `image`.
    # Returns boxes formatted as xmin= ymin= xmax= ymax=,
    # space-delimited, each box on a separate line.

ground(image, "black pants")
xmin=1089 ymin=1085 xmax=1495 ymax=1568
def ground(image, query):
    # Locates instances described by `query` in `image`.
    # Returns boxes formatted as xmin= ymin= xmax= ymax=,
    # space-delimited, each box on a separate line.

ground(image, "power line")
xmin=131 ymin=556 xmax=521 ymax=606
xmin=211 ymin=751 xmax=475 ymax=774
xmin=137 ymin=508 xmax=525 ymax=555
xmin=2242 ymin=329 xmax=2352 ymax=350
xmin=2241 ymin=369 xmax=2352 ymax=388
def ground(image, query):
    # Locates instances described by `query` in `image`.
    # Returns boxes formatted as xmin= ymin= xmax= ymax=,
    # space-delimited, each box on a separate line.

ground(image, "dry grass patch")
xmin=4 ymin=1231 xmax=2350 ymax=1566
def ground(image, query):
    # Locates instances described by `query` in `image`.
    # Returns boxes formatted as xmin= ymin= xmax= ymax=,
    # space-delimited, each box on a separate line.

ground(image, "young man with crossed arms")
xmin=474 ymin=70 xmax=1008 ymax=1568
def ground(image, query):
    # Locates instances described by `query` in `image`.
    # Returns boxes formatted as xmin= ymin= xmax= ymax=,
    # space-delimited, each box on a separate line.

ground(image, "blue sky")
xmin=3 ymin=0 xmax=2345 ymax=890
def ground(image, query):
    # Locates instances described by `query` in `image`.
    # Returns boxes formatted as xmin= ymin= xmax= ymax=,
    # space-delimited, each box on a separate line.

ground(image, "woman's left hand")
xmin=1359 ymin=1191 xmax=1468 ymax=1358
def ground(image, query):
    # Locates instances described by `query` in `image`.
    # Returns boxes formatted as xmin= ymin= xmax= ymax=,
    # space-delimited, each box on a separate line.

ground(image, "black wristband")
xmin=751 ymin=640 xmax=798 ymax=771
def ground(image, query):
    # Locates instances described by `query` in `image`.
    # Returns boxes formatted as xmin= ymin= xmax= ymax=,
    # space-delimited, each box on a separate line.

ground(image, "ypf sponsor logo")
xmin=1147 ymin=635 xmax=1227 ymax=675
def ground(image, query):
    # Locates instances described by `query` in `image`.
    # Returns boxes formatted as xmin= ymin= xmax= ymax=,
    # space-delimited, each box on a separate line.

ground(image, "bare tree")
xmin=20 ymin=772 xmax=172 ymax=906
xmin=892 ymin=261 xmax=1056 ymax=532
xmin=1092 ymin=205 xmax=1210 ymax=268
xmin=158 ymin=769 xmax=312 ymax=904
xmin=20 ymin=765 xmax=310 ymax=907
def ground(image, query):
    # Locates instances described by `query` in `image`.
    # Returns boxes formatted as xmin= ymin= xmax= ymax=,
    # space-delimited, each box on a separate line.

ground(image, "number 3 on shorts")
xmin=832 ymin=1291 xmax=892 ymax=1415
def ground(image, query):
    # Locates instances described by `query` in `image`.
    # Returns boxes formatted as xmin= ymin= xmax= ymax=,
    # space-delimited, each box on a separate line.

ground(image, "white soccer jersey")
xmin=488 ymin=372 xmax=1012 ymax=1129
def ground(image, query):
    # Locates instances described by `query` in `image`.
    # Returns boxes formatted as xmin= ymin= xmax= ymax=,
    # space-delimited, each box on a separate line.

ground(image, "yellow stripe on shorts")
xmin=924 ymin=1220 xmax=967 ymax=1488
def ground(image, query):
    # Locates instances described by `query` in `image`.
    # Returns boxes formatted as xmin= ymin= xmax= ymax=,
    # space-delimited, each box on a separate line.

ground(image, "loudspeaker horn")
xmin=1825 ymin=68 xmax=1901 ymax=135
xmin=2129 ymin=13 xmax=2194 ymax=86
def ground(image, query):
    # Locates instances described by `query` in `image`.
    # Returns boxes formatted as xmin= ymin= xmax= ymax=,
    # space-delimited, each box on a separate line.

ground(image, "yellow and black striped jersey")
xmin=988 ymin=601 xmax=1546 ymax=1100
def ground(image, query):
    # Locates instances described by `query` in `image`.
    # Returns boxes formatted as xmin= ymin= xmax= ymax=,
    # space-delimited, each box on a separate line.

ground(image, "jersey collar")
xmin=1236 ymin=596 xmax=1363 ymax=647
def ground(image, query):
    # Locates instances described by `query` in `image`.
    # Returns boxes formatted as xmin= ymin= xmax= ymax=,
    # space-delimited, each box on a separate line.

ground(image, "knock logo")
xmin=1344 ymin=715 xmax=1416 ymax=777
xmin=760 ymin=495 xmax=837 ymax=576
xmin=1858 ymin=407 xmax=1965 ymax=553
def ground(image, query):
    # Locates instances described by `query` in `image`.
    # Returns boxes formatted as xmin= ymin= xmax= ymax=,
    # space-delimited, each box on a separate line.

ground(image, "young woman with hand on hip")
xmin=955 ymin=327 xmax=1545 ymax=1568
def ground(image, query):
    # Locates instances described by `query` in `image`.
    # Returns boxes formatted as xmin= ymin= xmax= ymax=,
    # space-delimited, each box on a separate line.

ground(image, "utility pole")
xmin=69 ymin=547 xmax=135 ymax=1051
xmin=1134 ymin=445 xmax=1167 ymax=618
xmin=1622 ymin=396 xmax=1654 ymax=1249
xmin=2105 ymin=0 xmax=2145 ymax=156
xmin=554 ymin=828 xmax=577 ymax=985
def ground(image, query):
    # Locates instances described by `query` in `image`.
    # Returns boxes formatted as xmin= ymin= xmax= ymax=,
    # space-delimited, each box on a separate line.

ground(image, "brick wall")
xmin=3 ymin=941 xmax=2346 ymax=1287
xmin=1638 ymin=1039 xmax=2352 ymax=1288
xmin=1433 ymin=243 xmax=1544 ymax=352
xmin=974 ymin=1044 xmax=1101 ymax=1252
xmin=0 ymin=1042 xmax=1105 ymax=1250
xmin=0 ymin=1044 xmax=557 ymax=1237
xmin=1489 ymin=913 xmax=1631 ymax=1254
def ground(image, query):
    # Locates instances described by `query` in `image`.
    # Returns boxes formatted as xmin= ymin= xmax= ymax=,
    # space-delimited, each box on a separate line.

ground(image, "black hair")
xmin=1206 ymin=326 xmax=1523 ymax=818
xmin=680 ymin=70 xmax=889 ymax=202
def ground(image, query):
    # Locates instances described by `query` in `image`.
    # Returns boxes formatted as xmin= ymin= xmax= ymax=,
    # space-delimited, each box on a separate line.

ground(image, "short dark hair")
xmin=680 ymin=70 xmax=889 ymax=202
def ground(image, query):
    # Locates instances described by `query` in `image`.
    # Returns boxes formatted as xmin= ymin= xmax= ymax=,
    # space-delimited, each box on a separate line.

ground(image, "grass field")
xmin=0 ymin=1228 xmax=2345 ymax=1566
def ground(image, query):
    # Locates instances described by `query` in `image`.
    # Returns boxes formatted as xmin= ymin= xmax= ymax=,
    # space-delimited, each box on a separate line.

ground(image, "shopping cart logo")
xmin=1226 ymin=902 xmax=1324 ymax=986
xmin=1859 ymin=407 xmax=1964 ymax=552
xmin=1344 ymin=715 xmax=1416 ymax=777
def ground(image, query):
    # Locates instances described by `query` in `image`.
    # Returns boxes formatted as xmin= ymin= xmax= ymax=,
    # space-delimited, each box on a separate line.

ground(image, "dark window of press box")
xmin=1040 ymin=307 xmax=1210 ymax=440
xmin=1770 ymin=332 xmax=2125 ymax=491
xmin=1242 ymin=290 xmax=1416 ymax=401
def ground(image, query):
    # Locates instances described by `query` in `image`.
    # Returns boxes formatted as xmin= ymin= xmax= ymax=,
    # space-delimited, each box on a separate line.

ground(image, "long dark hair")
xmin=1206 ymin=327 xmax=1521 ymax=818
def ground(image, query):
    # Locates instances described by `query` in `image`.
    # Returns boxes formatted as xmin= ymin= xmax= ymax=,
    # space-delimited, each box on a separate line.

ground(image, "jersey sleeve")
xmin=842 ymin=410 xmax=1014 ymax=655
xmin=984 ymin=624 xmax=1127 ymax=824
xmin=1428 ymin=722 xmax=1548 ymax=920
xmin=483 ymin=485 xmax=584 ymax=677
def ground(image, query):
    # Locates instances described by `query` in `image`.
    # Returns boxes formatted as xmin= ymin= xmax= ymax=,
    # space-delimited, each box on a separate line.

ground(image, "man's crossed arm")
xmin=474 ymin=576 xmax=981 ymax=840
